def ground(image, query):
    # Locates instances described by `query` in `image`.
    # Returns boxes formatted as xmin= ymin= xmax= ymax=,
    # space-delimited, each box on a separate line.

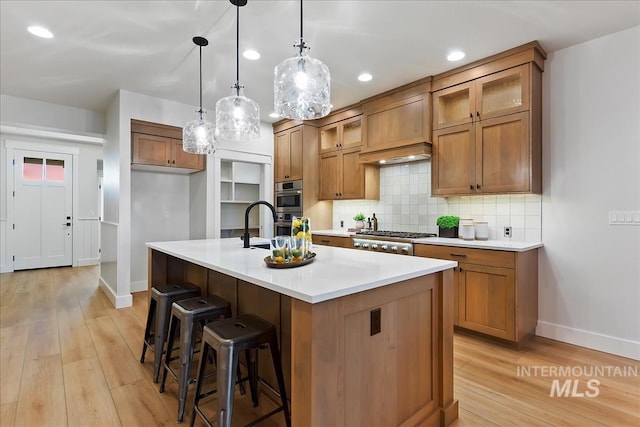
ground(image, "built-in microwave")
xmin=275 ymin=180 xmax=302 ymax=212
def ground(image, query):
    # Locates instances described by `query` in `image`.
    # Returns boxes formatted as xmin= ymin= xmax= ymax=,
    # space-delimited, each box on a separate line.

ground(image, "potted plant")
xmin=436 ymin=215 xmax=459 ymax=238
xmin=353 ymin=212 xmax=366 ymax=230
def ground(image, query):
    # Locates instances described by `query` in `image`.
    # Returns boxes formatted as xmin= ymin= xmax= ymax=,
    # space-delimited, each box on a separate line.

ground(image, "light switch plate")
xmin=609 ymin=211 xmax=640 ymax=225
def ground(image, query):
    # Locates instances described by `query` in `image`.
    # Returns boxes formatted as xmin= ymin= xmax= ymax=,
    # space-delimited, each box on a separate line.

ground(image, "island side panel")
xmin=291 ymin=272 xmax=455 ymax=426
xmin=439 ymin=268 xmax=458 ymax=425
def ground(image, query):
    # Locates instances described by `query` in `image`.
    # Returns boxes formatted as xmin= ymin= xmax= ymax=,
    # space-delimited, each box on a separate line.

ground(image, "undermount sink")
xmin=249 ymin=243 xmax=270 ymax=250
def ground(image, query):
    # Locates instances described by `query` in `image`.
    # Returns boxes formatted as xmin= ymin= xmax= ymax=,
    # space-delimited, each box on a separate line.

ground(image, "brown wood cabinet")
xmin=318 ymin=115 xmax=379 ymax=201
xmin=431 ymin=44 xmax=545 ymax=196
xmin=312 ymin=234 xmax=352 ymax=248
xmin=131 ymin=120 xmax=204 ymax=171
xmin=274 ymin=126 xmax=303 ymax=182
xmin=414 ymin=244 xmax=538 ymax=343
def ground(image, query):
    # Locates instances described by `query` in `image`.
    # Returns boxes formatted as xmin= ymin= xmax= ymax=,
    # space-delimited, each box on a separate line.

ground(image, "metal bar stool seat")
xmin=191 ymin=313 xmax=291 ymax=427
xmin=160 ymin=294 xmax=233 ymax=422
xmin=140 ymin=282 xmax=201 ymax=383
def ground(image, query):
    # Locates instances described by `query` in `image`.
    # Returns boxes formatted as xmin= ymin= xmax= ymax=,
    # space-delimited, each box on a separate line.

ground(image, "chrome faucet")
xmin=243 ymin=200 xmax=278 ymax=248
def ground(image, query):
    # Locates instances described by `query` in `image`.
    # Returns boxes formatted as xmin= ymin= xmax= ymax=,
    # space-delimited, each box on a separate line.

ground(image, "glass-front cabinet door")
xmin=475 ymin=64 xmax=530 ymax=121
xmin=432 ymin=81 xmax=475 ymax=130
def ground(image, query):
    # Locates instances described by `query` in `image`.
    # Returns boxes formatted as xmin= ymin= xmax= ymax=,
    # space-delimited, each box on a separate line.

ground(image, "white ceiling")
xmin=1 ymin=1 xmax=638 ymax=124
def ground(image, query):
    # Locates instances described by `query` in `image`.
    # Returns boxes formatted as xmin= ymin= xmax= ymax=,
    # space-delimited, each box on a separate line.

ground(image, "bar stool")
xmin=140 ymin=282 xmax=201 ymax=383
xmin=191 ymin=314 xmax=291 ymax=427
xmin=160 ymin=295 xmax=232 ymax=422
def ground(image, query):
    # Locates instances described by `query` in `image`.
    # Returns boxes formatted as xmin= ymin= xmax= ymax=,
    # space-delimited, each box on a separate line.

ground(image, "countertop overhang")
xmin=146 ymin=238 xmax=456 ymax=304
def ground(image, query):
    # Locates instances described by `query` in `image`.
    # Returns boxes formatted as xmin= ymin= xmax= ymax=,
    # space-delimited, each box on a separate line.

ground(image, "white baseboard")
xmin=536 ymin=321 xmax=640 ymax=361
xmin=130 ymin=280 xmax=148 ymax=293
xmin=98 ymin=276 xmax=133 ymax=309
xmin=0 ymin=264 xmax=11 ymax=273
xmin=78 ymin=257 xmax=100 ymax=267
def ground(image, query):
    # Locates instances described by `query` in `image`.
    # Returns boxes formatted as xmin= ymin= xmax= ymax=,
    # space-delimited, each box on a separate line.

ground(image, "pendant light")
xmin=274 ymin=0 xmax=331 ymax=120
xmin=216 ymin=0 xmax=260 ymax=141
xmin=183 ymin=36 xmax=217 ymax=154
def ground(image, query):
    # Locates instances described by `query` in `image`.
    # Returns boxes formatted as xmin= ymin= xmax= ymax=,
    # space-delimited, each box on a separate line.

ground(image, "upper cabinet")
xmin=131 ymin=119 xmax=205 ymax=172
xmin=274 ymin=126 xmax=303 ymax=182
xmin=433 ymin=65 xmax=530 ymax=130
xmin=431 ymin=43 xmax=545 ymax=196
xmin=317 ymin=114 xmax=379 ymax=201
xmin=359 ymin=81 xmax=432 ymax=164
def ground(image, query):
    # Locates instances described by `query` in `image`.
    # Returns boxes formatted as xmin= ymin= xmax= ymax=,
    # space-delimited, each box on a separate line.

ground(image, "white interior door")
xmin=13 ymin=150 xmax=73 ymax=270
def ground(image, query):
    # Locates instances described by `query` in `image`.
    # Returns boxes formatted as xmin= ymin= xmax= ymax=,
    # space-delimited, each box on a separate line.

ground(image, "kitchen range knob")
xmin=362 ymin=243 xmax=369 ymax=249
xmin=381 ymin=245 xmax=388 ymax=250
xmin=353 ymin=242 xmax=361 ymax=248
xmin=401 ymin=247 xmax=409 ymax=254
xmin=390 ymin=246 xmax=398 ymax=252
xmin=371 ymin=244 xmax=378 ymax=250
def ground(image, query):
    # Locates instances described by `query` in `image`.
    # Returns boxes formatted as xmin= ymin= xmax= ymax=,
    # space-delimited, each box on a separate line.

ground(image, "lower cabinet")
xmin=312 ymin=234 xmax=352 ymax=248
xmin=414 ymin=244 xmax=538 ymax=343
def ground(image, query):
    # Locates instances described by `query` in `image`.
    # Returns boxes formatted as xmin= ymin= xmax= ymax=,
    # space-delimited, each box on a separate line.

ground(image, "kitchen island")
xmin=147 ymin=238 xmax=458 ymax=426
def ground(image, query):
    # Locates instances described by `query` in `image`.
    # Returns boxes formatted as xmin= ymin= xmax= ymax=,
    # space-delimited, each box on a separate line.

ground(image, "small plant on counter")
xmin=353 ymin=212 xmax=366 ymax=230
xmin=436 ymin=215 xmax=459 ymax=238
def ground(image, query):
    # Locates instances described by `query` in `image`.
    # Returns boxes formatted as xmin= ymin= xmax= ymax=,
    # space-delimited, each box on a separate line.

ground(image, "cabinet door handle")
xmin=167 ymin=160 xmax=171 ymax=164
xmin=336 ymin=144 xmax=339 ymax=148
xmin=476 ymin=111 xmax=480 ymax=119
xmin=172 ymin=160 xmax=175 ymax=164
xmin=470 ymin=184 xmax=474 ymax=190
xmin=450 ymin=253 xmax=467 ymax=257
xmin=469 ymin=112 xmax=473 ymax=119
xmin=476 ymin=184 xmax=481 ymax=190
xmin=459 ymin=267 xmax=463 ymax=272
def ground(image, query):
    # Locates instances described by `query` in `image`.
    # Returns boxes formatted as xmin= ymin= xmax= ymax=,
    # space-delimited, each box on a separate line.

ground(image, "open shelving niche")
xmin=220 ymin=160 xmax=262 ymax=238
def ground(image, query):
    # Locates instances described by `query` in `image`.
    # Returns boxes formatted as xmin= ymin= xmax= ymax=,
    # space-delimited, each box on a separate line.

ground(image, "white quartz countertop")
xmin=313 ymin=229 xmax=354 ymax=237
xmin=413 ymin=237 xmax=543 ymax=251
xmin=147 ymin=238 xmax=456 ymax=304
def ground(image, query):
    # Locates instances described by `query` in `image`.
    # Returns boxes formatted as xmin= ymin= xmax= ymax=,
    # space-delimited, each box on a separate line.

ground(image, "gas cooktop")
xmin=354 ymin=230 xmax=437 ymax=239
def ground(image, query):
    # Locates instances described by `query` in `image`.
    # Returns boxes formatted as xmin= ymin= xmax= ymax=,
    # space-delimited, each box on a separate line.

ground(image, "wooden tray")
xmin=264 ymin=252 xmax=316 ymax=269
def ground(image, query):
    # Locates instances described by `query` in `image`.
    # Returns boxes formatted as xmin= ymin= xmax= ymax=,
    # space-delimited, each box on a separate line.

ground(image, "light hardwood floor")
xmin=0 ymin=266 xmax=638 ymax=426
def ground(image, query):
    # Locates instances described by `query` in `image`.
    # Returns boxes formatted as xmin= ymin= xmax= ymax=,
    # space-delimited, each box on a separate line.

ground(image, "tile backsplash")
xmin=332 ymin=161 xmax=542 ymax=242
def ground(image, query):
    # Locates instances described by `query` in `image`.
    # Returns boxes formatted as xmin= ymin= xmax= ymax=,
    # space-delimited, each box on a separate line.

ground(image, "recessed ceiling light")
xmin=379 ymin=159 xmax=386 ymax=164
xmin=447 ymin=51 xmax=465 ymax=61
xmin=408 ymin=155 xmax=416 ymax=160
xmin=243 ymin=49 xmax=260 ymax=60
xmin=269 ymin=112 xmax=280 ymax=118
xmin=27 ymin=25 xmax=53 ymax=39
xmin=358 ymin=73 xmax=373 ymax=82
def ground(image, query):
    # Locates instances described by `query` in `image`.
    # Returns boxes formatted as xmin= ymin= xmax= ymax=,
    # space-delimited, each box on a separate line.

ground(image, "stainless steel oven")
xmin=275 ymin=180 xmax=302 ymax=213
xmin=275 ymin=211 xmax=302 ymax=236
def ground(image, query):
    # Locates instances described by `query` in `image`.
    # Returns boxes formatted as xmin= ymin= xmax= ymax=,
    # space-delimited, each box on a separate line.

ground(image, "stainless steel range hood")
xmin=358 ymin=142 xmax=432 ymax=165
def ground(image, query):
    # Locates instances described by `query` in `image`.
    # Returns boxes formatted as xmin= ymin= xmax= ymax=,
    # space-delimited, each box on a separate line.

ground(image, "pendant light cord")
xmin=296 ymin=0 xmax=307 ymax=55
xmin=198 ymin=43 xmax=203 ymax=117
xmin=235 ymin=1 xmax=240 ymax=96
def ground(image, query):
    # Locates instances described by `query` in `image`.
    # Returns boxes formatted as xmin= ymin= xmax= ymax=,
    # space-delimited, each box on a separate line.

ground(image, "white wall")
xmin=130 ymin=170 xmax=190 ymax=290
xmin=0 ymin=96 xmax=104 ymax=272
xmin=1 ymin=94 xmax=104 ymax=135
xmin=538 ymin=26 xmax=640 ymax=359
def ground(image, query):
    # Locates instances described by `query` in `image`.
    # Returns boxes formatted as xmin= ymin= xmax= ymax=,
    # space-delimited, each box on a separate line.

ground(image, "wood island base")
xmin=149 ymin=247 xmax=457 ymax=426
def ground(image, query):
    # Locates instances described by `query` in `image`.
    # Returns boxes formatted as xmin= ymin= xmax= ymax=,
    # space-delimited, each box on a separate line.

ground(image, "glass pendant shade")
xmin=216 ymin=87 xmax=260 ymax=141
xmin=274 ymin=48 xmax=331 ymax=120
xmin=183 ymin=112 xmax=217 ymax=154
xmin=183 ymin=36 xmax=216 ymax=154
xmin=216 ymin=0 xmax=260 ymax=142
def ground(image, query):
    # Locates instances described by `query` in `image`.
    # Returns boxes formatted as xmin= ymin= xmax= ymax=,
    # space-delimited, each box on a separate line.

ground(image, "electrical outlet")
xmin=340 ymin=220 xmax=344 ymax=228
xmin=504 ymin=226 xmax=512 ymax=237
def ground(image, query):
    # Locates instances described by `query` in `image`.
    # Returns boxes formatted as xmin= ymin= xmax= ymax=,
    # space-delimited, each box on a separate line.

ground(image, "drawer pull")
xmin=450 ymin=253 xmax=467 ymax=257
xmin=320 ymin=239 xmax=330 ymax=243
